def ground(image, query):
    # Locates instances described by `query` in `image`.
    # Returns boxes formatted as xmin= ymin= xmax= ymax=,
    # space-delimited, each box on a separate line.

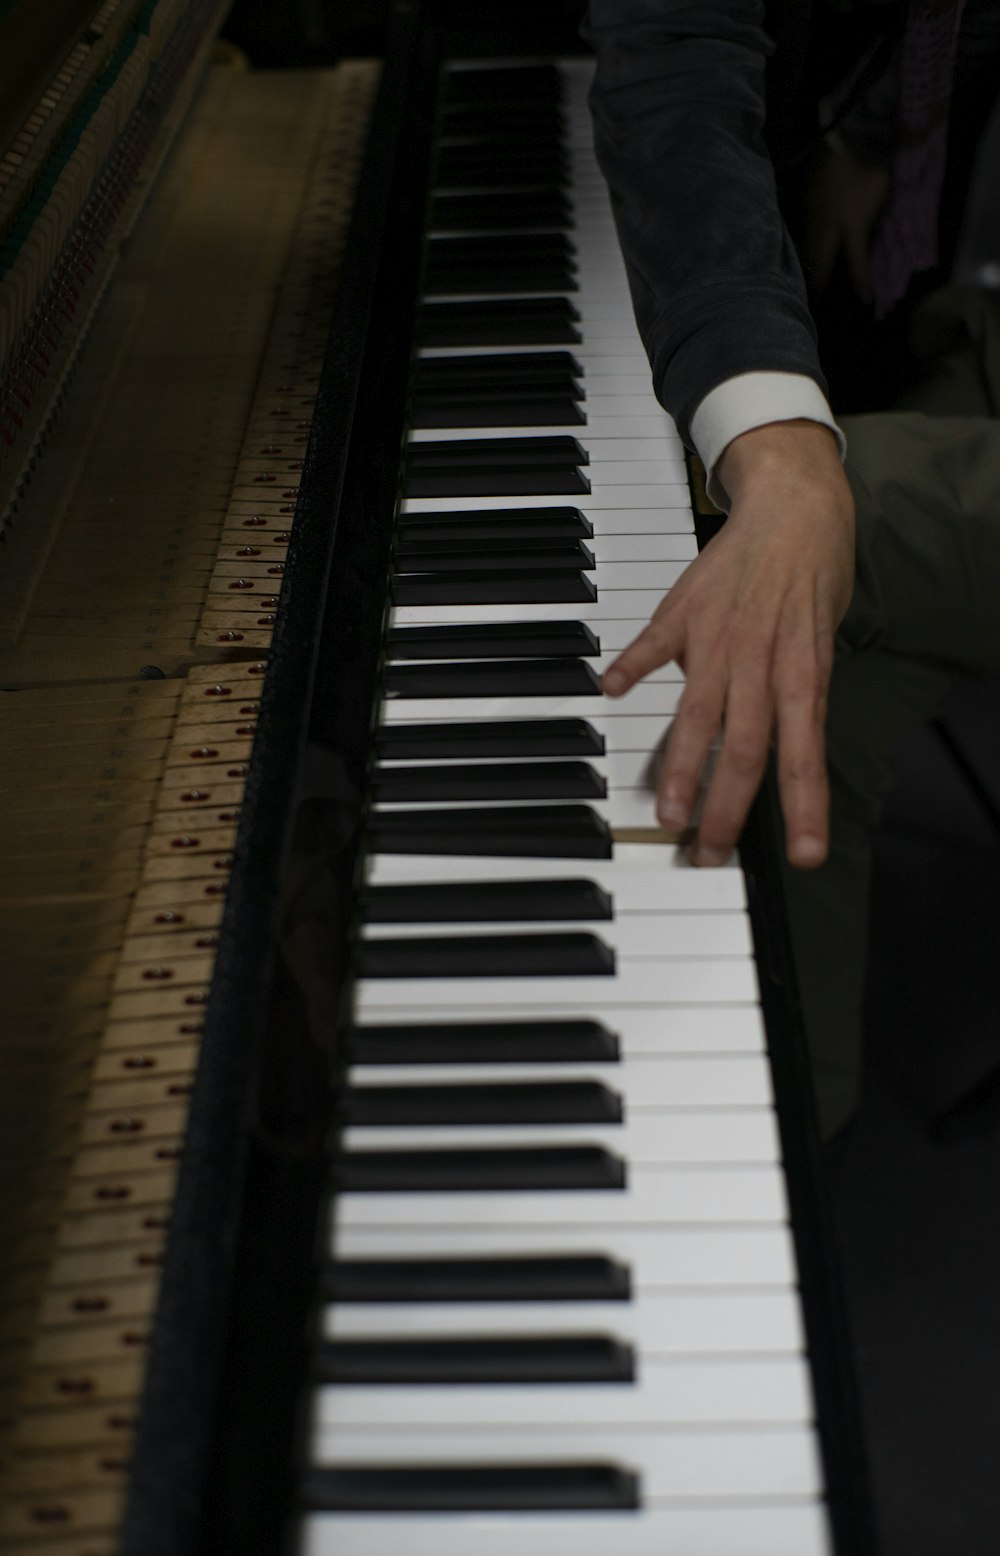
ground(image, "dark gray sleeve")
xmin=584 ymin=0 xmax=827 ymax=445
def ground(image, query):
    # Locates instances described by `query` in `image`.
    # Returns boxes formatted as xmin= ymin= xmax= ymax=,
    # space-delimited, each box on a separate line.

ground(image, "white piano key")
xmin=382 ymin=655 xmax=667 ymax=685
xmin=589 ymin=535 xmax=695 ymax=561
xmin=332 ymin=1162 xmax=788 ymax=1229
xmin=364 ymin=850 xmax=747 ymax=906
xmin=340 ymin=1110 xmax=777 ymax=1164
xmin=322 ymin=1287 xmax=804 ymax=1352
xmin=417 ymin=348 xmax=652 ymax=374
xmin=309 ymin=1424 xmax=823 ymax=1501
xmin=302 ymin=1502 xmax=831 ymax=1556
xmin=581 ymin=415 xmax=684 ymax=436
xmin=374 ymin=747 xmax=666 ymax=788
xmin=575 ymin=510 xmax=691 ymax=534
xmin=331 ymin=1221 xmax=797 ymax=1285
xmin=353 ymin=959 xmax=758 ymax=1012
xmin=586 ymin=465 xmax=685 ymax=490
xmin=358 ymin=912 xmax=754 ymax=957
xmin=378 ymin=684 xmax=680 ymax=722
xmin=315 ymin=1353 xmax=815 ymax=1429
xmin=585 ymin=484 xmax=691 ymax=509
xmin=578 ymin=415 xmax=684 ymax=435
xmin=346 ymin=1052 xmax=763 ymax=1091
xmin=584 ymin=401 xmax=674 ymax=421
xmin=582 ymin=381 xmax=671 ymax=401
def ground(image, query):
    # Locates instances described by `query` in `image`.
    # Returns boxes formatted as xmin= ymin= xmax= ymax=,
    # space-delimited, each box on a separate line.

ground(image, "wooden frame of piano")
xmin=120 ymin=6 xmax=880 ymax=1553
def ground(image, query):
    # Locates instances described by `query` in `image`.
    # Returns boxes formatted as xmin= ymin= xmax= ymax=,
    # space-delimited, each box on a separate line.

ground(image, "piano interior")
xmin=0 ymin=3 xmax=996 ymax=1555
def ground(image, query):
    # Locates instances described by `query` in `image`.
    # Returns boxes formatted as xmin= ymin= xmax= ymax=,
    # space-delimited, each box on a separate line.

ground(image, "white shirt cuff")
xmin=690 ymin=372 xmax=846 ymax=509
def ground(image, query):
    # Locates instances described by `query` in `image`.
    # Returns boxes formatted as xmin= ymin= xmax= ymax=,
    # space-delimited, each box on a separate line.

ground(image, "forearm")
xmin=585 ymin=0 xmax=827 ymax=442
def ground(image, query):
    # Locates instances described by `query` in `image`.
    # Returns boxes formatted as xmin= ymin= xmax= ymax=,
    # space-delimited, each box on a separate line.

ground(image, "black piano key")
xmin=397 ymin=508 xmax=592 ymax=544
xmin=356 ymin=930 xmax=615 ymax=980
xmin=382 ymin=658 xmax=600 ymax=698
xmin=323 ymin=1253 xmax=631 ymax=1303
xmin=303 ymin=1462 xmax=640 ymax=1513
xmin=411 ymin=398 xmax=583 ymax=427
xmin=417 ymin=363 xmax=579 ymax=387
xmin=435 ymin=156 xmax=569 ymax=190
xmin=424 ymin=269 xmax=577 ymax=301
xmin=334 ymin=1144 xmax=626 ymax=1192
xmin=435 ymin=171 xmax=569 ymax=198
xmin=317 ymin=1335 xmax=635 ymax=1386
xmin=393 ymin=542 xmax=595 ymax=573
xmin=372 ymin=759 xmax=605 ymax=804
xmin=413 ymin=385 xmax=581 ymax=410
xmin=403 ymin=470 xmax=590 ymax=498
xmin=407 ymin=435 xmax=588 ymax=468
xmin=360 ymin=878 xmax=613 ymax=924
xmin=368 ymin=803 xmax=612 ymax=858
xmin=341 ymin=1079 xmax=623 ymax=1126
xmin=435 ymin=129 xmax=566 ymax=154
xmin=443 ymin=63 xmax=563 ymax=101
xmin=413 ymin=385 xmax=582 ymax=409
xmin=418 ymin=299 xmax=579 ymax=346
xmin=384 ymin=619 xmax=599 ymax=657
xmin=429 ymin=194 xmax=571 ymax=233
xmin=425 ymin=233 xmax=573 ymax=261
xmin=346 ymin=1018 xmax=621 ymax=1065
xmin=425 ymin=260 xmax=576 ymax=294
xmin=392 ymin=569 xmax=596 ymax=605
xmin=374 ymin=718 xmax=605 ymax=759
xmin=442 ymin=84 xmax=563 ymax=111
xmin=440 ymin=107 xmax=565 ymax=136
xmin=413 ymin=350 xmax=582 ymax=385
xmin=425 ymin=237 xmax=573 ymax=264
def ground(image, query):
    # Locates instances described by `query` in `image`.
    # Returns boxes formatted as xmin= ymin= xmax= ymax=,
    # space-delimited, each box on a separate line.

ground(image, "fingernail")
xmin=693 ymin=846 xmax=728 ymax=868
xmin=603 ymin=669 xmax=627 ymax=697
xmin=658 ymin=781 xmax=688 ymax=829
xmin=791 ymin=836 xmax=826 ymax=868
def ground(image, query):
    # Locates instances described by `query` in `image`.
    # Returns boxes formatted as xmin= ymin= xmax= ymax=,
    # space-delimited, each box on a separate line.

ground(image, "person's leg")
xmin=781 ymin=651 xmax=954 ymax=1138
xmin=780 ymin=409 xmax=1000 ymax=1137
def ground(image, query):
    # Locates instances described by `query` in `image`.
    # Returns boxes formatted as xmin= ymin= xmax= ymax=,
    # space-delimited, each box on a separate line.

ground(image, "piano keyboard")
xmin=301 ymin=59 xmax=832 ymax=1556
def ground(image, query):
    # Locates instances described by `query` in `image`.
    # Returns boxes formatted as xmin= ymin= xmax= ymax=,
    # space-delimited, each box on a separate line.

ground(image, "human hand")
xmin=803 ymin=145 xmax=890 ymax=297
xmin=603 ymin=421 xmax=855 ymax=868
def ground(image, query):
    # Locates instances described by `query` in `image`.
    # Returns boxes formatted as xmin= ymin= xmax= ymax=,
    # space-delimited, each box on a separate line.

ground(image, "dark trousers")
xmin=782 ymin=287 xmax=1000 ymax=1136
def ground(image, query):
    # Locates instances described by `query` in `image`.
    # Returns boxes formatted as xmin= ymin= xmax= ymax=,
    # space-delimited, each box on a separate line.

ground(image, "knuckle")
xmin=731 ymin=629 xmax=773 ymax=675
xmin=676 ymin=691 xmax=722 ymax=735
xmin=722 ymin=734 xmax=767 ymax=781
xmin=778 ymin=673 xmax=828 ymax=719
xmin=781 ymin=751 xmax=828 ymax=787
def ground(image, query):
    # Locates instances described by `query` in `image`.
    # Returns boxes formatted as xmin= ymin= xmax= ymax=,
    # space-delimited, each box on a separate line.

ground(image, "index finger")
xmin=603 ymin=602 xmax=683 ymax=698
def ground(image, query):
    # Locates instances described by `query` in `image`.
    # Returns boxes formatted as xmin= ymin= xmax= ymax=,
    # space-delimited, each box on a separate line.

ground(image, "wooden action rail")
xmin=0 ymin=56 xmax=376 ymax=1553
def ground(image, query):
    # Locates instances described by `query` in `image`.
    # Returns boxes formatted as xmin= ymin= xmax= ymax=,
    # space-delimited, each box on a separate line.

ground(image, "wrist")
xmin=718 ymin=419 xmax=848 ymax=506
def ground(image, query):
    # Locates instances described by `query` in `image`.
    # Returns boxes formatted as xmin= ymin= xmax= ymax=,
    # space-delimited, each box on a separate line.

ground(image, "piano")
xmin=0 ymin=3 xmax=875 ymax=1553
